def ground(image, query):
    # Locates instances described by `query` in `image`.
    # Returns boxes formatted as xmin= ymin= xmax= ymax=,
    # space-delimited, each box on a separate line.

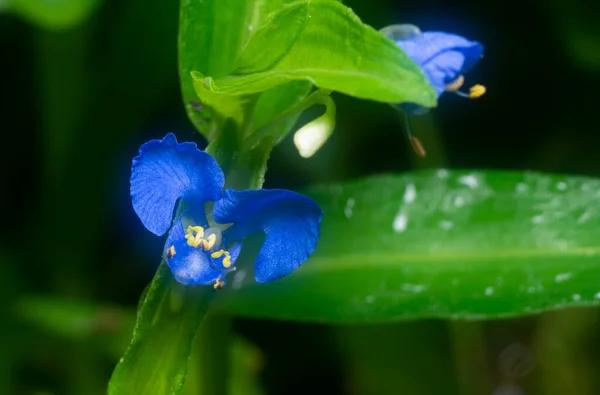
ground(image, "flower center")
xmin=185 ymin=225 xmax=221 ymax=251
xmin=184 ymin=224 xmax=235 ymax=271
xmin=166 ymin=224 xmax=237 ymax=289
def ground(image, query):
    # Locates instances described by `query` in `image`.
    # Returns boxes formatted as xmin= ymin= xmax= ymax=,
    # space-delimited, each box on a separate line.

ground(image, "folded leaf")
xmin=192 ymin=0 xmax=436 ymax=106
xmin=214 ymin=170 xmax=600 ymax=322
xmin=178 ymin=0 xmax=295 ymax=136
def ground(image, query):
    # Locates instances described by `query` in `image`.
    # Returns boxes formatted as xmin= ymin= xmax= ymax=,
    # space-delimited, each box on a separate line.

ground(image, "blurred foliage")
xmin=4 ymin=0 xmax=102 ymax=30
xmin=544 ymin=0 xmax=600 ymax=72
xmin=3 ymin=0 xmax=600 ymax=393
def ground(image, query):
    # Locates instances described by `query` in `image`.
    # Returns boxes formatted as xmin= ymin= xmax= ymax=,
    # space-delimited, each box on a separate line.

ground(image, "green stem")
xmin=181 ymin=313 xmax=232 ymax=395
xmin=207 ymin=133 xmax=272 ymax=191
xmin=197 ymin=314 xmax=232 ymax=394
xmin=447 ymin=321 xmax=491 ymax=395
xmin=108 ymin=263 xmax=215 ymax=395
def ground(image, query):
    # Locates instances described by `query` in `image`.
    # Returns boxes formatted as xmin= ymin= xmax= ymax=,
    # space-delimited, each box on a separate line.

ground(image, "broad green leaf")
xmin=7 ymin=0 xmax=102 ymax=30
xmin=213 ymin=170 xmax=600 ymax=322
xmin=192 ymin=0 xmax=435 ymax=107
xmin=108 ymin=262 xmax=215 ymax=395
xmin=178 ymin=0 xmax=294 ymax=136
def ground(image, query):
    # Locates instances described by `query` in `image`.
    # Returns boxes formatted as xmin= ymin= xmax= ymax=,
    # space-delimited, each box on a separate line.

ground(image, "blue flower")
xmin=382 ymin=24 xmax=485 ymax=115
xmin=130 ymin=133 xmax=323 ymax=288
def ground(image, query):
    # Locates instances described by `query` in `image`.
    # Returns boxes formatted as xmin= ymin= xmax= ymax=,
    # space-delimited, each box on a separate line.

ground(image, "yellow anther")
xmin=166 ymin=245 xmax=176 ymax=259
xmin=469 ymin=84 xmax=486 ymax=99
xmin=186 ymin=225 xmax=204 ymax=237
xmin=445 ymin=75 xmax=465 ymax=92
xmin=185 ymin=226 xmax=205 ymax=247
xmin=213 ymin=278 xmax=225 ymax=290
xmin=211 ymin=249 xmax=232 ymax=268
xmin=211 ymin=250 xmax=225 ymax=259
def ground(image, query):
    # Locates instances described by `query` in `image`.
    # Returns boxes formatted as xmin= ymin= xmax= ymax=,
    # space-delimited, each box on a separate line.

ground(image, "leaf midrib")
xmin=302 ymin=247 xmax=600 ymax=272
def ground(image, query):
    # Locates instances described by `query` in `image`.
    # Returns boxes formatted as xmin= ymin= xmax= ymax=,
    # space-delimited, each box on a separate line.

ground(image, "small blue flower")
xmin=130 ymin=133 xmax=323 ymax=287
xmin=382 ymin=24 xmax=485 ymax=115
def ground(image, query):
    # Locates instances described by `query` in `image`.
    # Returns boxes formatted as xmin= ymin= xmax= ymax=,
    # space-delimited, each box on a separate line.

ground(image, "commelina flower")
xmin=130 ymin=133 xmax=323 ymax=288
xmin=382 ymin=24 xmax=485 ymax=115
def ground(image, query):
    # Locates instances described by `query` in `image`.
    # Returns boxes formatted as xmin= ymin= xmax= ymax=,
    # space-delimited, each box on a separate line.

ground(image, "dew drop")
xmin=555 ymin=273 xmax=572 ymax=283
xmin=393 ymin=211 xmax=408 ymax=232
xmin=458 ymin=174 xmax=479 ymax=189
xmin=344 ymin=198 xmax=355 ymax=218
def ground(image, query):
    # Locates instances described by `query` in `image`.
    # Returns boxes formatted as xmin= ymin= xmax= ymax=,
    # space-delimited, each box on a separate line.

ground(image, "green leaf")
xmin=214 ymin=170 xmax=600 ymax=322
xmin=192 ymin=0 xmax=435 ymax=107
xmin=108 ymin=262 xmax=215 ymax=395
xmin=7 ymin=0 xmax=102 ymax=30
xmin=178 ymin=0 xmax=294 ymax=136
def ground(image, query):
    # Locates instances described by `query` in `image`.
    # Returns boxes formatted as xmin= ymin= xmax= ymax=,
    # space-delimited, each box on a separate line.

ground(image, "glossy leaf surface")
xmin=214 ymin=170 xmax=600 ymax=322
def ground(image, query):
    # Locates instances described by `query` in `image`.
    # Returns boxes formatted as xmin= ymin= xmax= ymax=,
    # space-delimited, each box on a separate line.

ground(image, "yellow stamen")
xmin=469 ymin=84 xmax=486 ymax=99
xmin=213 ymin=278 xmax=225 ymax=290
xmin=211 ymin=250 xmax=225 ymax=259
xmin=445 ymin=75 xmax=464 ymax=92
xmin=166 ymin=245 xmax=176 ymax=259
xmin=185 ymin=226 xmax=204 ymax=247
xmin=211 ymin=249 xmax=232 ymax=268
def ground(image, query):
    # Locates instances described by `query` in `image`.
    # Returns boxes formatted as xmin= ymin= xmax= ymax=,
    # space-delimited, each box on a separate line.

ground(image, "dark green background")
xmin=2 ymin=0 xmax=600 ymax=393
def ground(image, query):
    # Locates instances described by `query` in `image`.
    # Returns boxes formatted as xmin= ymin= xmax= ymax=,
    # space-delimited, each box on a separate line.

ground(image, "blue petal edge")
xmin=130 ymin=133 xmax=225 ymax=235
xmin=214 ymin=189 xmax=323 ymax=283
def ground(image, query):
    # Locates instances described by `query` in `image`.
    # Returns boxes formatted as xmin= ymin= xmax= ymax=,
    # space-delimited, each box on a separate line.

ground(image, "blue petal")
xmin=214 ymin=189 xmax=323 ymax=283
xmin=396 ymin=32 xmax=483 ymax=96
xmin=164 ymin=219 xmax=223 ymax=285
xmin=130 ymin=133 xmax=224 ymax=235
